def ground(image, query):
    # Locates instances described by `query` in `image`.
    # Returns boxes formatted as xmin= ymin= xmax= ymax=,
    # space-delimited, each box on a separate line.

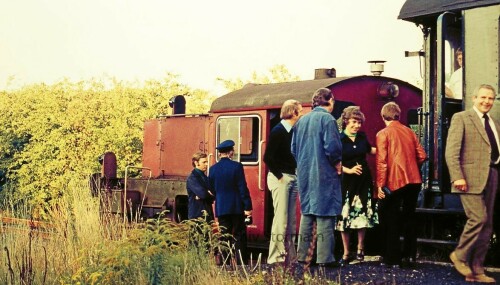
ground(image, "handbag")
xmin=382 ymin=186 xmax=392 ymax=196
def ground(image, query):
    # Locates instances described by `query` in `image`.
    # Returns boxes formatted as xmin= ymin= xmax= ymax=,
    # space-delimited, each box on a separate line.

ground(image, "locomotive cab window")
xmin=440 ymin=13 xmax=463 ymax=101
xmin=216 ymin=115 xmax=261 ymax=164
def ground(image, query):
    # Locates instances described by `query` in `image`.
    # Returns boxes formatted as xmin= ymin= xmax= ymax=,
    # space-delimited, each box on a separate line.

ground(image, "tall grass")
xmin=0 ymin=180 xmax=339 ymax=284
xmin=0 ymin=180 xmax=262 ymax=284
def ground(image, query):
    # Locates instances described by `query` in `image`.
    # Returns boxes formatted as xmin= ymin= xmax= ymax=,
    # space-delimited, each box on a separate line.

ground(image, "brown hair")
xmin=341 ymin=106 xmax=365 ymax=129
xmin=191 ymin=152 xmax=207 ymax=167
xmin=381 ymin=102 xmax=401 ymax=121
xmin=312 ymin=88 xmax=334 ymax=108
xmin=280 ymin=99 xmax=301 ymax=119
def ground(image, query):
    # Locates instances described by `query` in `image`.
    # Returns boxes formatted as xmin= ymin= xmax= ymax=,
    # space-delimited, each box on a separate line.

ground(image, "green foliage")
xmin=0 ymin=65 xmax=294 ymax=217
xmin=0 ymin=75 xmax=215 ymax=217
xmin=68 ymin=217 xmax=189 ymax=284
xmin=65 ymin=214 xmax=229 ymax=285
xmin=217 ymin=64 xmax=300 ymax=92
xmin=0 ymin=180 xmax=334 ymax=284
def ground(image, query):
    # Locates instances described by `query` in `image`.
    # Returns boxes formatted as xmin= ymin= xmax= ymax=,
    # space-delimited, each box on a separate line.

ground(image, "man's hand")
xmin=377 ymin=187 xmax=385 ymax=199
xmin=335 ymin=161 xmax=342 ymax=175
xmin=453 ymin=179 xmax=468 ymax=192
xmin=244 ymin=210 xmax=252 ymax=216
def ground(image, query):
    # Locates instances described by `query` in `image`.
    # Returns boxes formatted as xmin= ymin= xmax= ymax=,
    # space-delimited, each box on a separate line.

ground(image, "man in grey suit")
xmin=446 ymin=84 xmax=498 ymax=283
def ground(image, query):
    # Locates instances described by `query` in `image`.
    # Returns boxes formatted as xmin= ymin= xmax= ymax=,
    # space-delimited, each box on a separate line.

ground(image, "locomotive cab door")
xmin=434 ymin=12 xmax=463 ymax=203
xmin=433 ymin=5 xmax=500 ymax=209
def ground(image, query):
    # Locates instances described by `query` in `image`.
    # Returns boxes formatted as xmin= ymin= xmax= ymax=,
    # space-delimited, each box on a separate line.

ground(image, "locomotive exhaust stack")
xmin=314 ymin=68 xmax=336 ymax=79
xmin=169 ymin=95 xmax=186 ymax=115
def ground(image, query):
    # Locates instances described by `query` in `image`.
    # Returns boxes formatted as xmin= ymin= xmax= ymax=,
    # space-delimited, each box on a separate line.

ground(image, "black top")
xmin=340 ymin=131 xmax=373 ymax=207
xmin=264 ymin=121 xmax=297 ymax=179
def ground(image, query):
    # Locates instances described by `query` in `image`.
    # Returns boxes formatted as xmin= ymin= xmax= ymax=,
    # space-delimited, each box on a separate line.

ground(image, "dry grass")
xmin=0 ymin=180 xmax=343 ymax=284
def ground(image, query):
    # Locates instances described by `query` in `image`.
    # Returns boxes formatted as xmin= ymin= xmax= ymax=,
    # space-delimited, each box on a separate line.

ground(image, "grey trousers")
xmin=297 ymin=214 xmax=336 ymax=264
xmin=267 ymin=173 xmax=298 ymax=264
xmin=455 ymin=167 xmax=498 ymax=274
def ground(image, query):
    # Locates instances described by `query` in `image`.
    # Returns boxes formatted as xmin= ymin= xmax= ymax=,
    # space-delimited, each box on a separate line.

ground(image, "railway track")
xmin=0 ymin=216 xmax=55 ymax=237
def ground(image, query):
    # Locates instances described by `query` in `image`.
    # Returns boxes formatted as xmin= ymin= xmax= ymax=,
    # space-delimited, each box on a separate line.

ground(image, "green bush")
xmin=0 ymin=76 xmax=215 ymax=218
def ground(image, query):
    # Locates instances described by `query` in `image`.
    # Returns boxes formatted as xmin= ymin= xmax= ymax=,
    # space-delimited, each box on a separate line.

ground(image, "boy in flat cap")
xmin=209 ymin=140 xmax=253 ymax=265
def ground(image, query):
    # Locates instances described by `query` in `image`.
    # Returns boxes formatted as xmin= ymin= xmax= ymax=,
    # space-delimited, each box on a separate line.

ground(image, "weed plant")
xmin=0 ymin=180 xmax=251 ymax=284
xmin=0 ymin=180 xmax=346 ymax=284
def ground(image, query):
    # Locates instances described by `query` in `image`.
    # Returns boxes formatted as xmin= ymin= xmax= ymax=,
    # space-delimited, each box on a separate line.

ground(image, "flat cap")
xmin=216 ymin=139 xmax=235 ymax=151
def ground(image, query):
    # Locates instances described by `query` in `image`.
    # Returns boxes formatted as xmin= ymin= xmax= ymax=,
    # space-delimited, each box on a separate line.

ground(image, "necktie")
xmin=483 ymin=114 xmax=499 ymax=162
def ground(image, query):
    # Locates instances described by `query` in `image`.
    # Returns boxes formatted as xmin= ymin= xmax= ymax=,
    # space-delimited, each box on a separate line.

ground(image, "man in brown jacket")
xmin=376 ymin=102 xmax=427 ymax=268
xmin=445 ymin=84 xmax=498 ymax=283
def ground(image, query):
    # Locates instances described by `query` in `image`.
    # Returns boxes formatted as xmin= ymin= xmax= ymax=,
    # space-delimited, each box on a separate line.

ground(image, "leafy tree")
xmin=0 ymin=74 xmax=214 ymax=217
xmin=0 ymin=65 xmax=294 ymax=218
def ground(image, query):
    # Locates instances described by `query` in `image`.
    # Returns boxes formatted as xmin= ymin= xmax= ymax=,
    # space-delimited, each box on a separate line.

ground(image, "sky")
xmin=0 ymin=0 xmax=424 ymax=95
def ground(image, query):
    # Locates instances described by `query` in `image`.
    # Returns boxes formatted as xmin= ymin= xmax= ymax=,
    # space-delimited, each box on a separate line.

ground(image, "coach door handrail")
xmin=207 ymin=153 xmax=213 ymax=176
xmin=258 ymin=140 xmax=265 ymax=190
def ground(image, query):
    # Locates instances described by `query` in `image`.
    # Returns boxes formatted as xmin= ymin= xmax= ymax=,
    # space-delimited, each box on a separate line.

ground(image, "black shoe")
xmin=319 ymin=262 xmax=340 ymax=268
xmin=385 ymin=264 xmax=401 ymax=269
xmin=379 ymin=257 xmax=385 ymax=266
xmin=338 ymin=255 xmax=351 ymax=267
xmin=356 ymin=249 xmax=364 ymax=261
xmin=401 ymin=257 xmax=416 ymax=268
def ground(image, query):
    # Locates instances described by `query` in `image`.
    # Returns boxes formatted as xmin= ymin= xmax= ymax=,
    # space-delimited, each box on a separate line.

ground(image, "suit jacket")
xmin=209 ymin=157 xmax=252 ymax=216
xmin=376 ymin=121 xmax=427 ymax=192
xmin=445 ymin=108 xmax=500 ymax=194
xmin=186 ymin=168 xmax=214 ymax=220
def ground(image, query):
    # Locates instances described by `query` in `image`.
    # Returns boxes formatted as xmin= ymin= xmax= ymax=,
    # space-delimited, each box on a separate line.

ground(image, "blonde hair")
xmin=280 ymin=100 xmax=301 ymax=119
xmin=191 ymin=152 xmax=207 ymax=167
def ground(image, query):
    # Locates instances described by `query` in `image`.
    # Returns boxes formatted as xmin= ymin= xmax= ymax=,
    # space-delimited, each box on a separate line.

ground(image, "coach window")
xmin=216 ymin=115 xmax=261 ymax=164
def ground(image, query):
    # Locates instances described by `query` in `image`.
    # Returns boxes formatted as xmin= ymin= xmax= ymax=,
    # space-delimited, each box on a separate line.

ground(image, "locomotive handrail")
xmin=258 ymin=140 xmax=265 ymax=190
xmin=207 ymin=153 xmax=213 ymax=176
xmin=124 ymin=166 xmax=152 ymax=222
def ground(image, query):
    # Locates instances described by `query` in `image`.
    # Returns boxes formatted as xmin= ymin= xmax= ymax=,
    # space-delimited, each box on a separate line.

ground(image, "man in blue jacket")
xmin=291 ymin=87 xmax=343 ymax=267
xmin=187 ymin=152 xmax=214 ymax=222
xmin=209 ymin=140 xmax=253 ymax=265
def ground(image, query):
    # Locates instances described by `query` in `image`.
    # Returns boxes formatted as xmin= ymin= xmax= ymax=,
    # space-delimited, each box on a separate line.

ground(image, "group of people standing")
xmin=266 ymin=88 xmax=426 ymax=269
xmin=186 ymin=84 xmax=498 ymax=283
